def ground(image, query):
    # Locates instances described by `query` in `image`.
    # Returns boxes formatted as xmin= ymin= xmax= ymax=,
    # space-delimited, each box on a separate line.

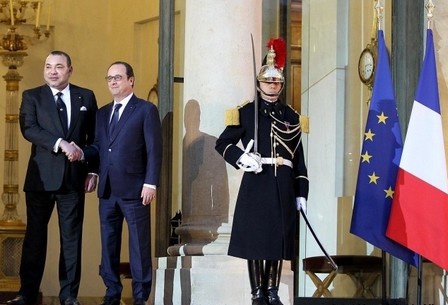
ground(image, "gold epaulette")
xmin=224 ymin=100 xmax=251 ymax=126
xmin=299 ymin=115 xmax=309 ymax=134
xmin=287 ymin=105 xmax=309 ymax=134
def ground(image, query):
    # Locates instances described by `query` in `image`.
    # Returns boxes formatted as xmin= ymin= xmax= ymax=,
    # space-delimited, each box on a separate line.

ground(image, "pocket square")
xmin=80 ymin=106 xmax=87 ymax=111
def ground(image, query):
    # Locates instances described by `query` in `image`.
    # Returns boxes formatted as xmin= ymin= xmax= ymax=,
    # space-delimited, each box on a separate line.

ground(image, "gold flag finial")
xmin=375 ymin=0 xmax=384 ymax=31
xmin=425 ymin=0 xmax=435 ymax=29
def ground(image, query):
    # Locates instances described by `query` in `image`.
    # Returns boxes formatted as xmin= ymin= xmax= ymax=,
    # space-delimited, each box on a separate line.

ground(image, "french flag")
xmin=386 ymin=29 xmax=448 ymax=270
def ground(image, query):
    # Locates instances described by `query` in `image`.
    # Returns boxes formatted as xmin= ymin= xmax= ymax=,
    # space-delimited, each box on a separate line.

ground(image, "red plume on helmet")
xmin=257 ymin=37 xmax=286 ymax=83
xmin=266 ymin=37 xmax=286 ymax=70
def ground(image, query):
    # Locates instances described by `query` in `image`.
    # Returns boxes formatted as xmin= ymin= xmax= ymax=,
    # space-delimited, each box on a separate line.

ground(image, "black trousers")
xmin=19 ymin=191 xmax=85 ymax=302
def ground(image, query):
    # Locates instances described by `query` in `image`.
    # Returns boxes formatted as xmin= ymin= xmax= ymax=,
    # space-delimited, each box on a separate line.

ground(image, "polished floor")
xmin=43 ymin=297 xmax=104 ymax=305
xmin=0 ymin=296 xmax=135 ymax=305
xmin=45 ymin=298 xmax=137 ymax=305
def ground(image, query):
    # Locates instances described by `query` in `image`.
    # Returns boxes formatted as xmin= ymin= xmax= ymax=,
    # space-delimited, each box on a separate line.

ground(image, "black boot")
xmin=265 ymin=260 xmax=284 ymax=305
xmin=248 ymin=260 xmax=268 ymax=305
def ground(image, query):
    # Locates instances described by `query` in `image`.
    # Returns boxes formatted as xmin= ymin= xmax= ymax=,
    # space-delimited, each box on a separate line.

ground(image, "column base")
xmin=0 ymin=223 xmax=25 ymax=293
xmin=153 ymin=255 xmax=294 ymax=305
xmin=167 ymin=223 xmax=231 ymax=256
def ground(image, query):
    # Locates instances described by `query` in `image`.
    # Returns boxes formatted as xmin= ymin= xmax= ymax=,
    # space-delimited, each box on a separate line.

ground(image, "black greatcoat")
xmin=215 ymin=98 xmax=309 ymax=260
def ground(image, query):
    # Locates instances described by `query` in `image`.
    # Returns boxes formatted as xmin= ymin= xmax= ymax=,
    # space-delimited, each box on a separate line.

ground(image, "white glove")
xmin=296 ymin=197 xmax=307 ymax=214
xmin=237 ymin=152 xmax=262 ymax=173
xmin=248 ymin=152 xmax=263 ymax=173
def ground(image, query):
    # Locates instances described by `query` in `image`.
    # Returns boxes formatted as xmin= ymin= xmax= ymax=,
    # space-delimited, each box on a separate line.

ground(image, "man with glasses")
xmin=83 ymin=61 xmax=162 ymax=305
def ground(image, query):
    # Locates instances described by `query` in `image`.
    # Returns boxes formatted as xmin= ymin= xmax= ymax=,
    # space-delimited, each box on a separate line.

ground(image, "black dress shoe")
xmin=267 ymin=290 xmax=284 ymax=305
xmin=6 ymin=295 xmax=34 ymax=305
xmin=251 ymin=297 xmax=268 ymax=305
xmin=99 ymin=296 xmax=121 ymax=305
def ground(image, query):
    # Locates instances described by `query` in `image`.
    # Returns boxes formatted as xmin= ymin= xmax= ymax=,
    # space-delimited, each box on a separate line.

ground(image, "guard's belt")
xmin=261 ymin=157 xmax=293 ymax=168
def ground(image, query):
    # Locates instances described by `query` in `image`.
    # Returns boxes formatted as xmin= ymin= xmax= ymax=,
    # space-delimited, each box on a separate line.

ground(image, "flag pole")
xmin=381 ymin=250 xmax=386 ymax=305
xmin=375 ymin=5 xmax=388 ymax=305
xmin=416 ymin=256 xmax=422 ymax=305
xmin=444 ymin=270 xmax=448 ymax=304
xmin=375 ymin=6 xmax=387 ymax=305
xmin=416 ymin=6 xmax=432 ymax=305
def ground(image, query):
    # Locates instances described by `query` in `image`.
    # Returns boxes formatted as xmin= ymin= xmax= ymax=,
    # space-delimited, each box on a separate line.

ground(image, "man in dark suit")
xmin=84 ymin=61 xmax=162 ymax=305
xmin=7 ymin=51 xmax=98 ymax=305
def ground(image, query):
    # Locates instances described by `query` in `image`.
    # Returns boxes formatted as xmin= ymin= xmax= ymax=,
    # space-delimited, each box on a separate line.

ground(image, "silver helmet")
xmin=257 ymin=46 xmax=284 ymax=83
xmin=257 ymin=38 xmax=286 ymax=83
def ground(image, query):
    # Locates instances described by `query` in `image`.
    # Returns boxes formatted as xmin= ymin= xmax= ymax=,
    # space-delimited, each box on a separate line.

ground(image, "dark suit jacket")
xmin=86 ymin=94 xmax=162 ymax=199
xmin=20 ymin=84 xmax=98 ymax=192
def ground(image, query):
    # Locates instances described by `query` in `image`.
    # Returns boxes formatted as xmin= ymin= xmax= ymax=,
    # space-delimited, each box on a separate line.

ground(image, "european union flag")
xmin=350 ymin=30 xmax=418 ymax=266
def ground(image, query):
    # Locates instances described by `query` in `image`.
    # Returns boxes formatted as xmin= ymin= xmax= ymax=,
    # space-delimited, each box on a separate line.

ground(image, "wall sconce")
xmin=0 ymin=1 xmax=53 ymax=292
xmin=0 ymin=0 xmax=52 ymax=51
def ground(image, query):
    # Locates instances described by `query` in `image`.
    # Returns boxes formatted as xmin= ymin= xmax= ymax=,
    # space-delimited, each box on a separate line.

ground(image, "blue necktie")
xmin=109 ymin=103 xmax=122 ymax=138
xmin=56 ymin=92 xmax=68 ymax=134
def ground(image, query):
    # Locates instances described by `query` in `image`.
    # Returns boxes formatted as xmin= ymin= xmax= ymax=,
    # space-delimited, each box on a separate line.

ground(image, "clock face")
xmin=358 ymin=48 xmax=375 ymax=85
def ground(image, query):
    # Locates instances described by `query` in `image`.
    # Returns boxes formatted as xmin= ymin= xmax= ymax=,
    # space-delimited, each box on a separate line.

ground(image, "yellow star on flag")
xmin=384 ymin=186 xmax=394 ymax=199
xmin=364 ymin=129 xmax=375 ymax=141
xmin=377 ymin=112 xmax=388 ymax=124
xmin=361 ymin=151 xmax=372 ymax=163
xmin=368 ymin=172 xmax=379 ymax=184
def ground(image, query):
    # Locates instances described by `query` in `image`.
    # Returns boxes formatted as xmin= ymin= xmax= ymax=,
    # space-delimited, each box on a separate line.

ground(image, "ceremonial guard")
xmin=215 ymin=38 xmax=309 ymax=305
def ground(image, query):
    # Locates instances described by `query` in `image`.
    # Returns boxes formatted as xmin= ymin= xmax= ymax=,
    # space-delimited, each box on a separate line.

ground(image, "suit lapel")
xmin=42 ymin=86 xmax=66 ymax=136
xmin=68 ymin=89 xmax=83 ymax=137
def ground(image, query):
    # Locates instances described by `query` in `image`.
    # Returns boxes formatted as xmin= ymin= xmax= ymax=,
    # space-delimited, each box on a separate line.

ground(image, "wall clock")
xmin=358 ymin=44 xmax=376 ymax=87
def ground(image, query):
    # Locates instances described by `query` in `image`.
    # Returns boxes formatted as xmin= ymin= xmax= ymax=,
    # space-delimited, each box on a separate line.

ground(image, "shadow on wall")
xmin=176 ymin=99 xmax=230 ymax=254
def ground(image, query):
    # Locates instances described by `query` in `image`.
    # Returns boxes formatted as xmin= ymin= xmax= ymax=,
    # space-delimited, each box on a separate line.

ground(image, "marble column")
xmin=167 ymin=0 xmax=261 ymax=257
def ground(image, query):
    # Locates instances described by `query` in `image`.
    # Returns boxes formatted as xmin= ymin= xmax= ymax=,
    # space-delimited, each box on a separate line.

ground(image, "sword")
xmin=250 ymin=34 xmax=259 ymax=153
xmin=300 ymin=209 xmax=338 ymax=271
